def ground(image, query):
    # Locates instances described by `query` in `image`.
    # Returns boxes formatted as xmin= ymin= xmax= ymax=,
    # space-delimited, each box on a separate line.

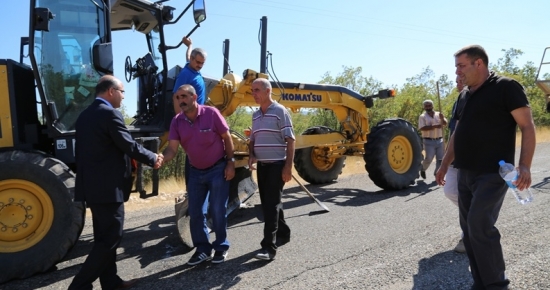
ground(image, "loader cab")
xmin=29 ymin=0 xmax=110 ymax=134
xmin=25 ymin=0 xmax=205 ymax=165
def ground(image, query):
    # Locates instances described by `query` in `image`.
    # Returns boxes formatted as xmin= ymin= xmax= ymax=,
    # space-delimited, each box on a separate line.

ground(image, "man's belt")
xmin=190 ymin=157 xmax=225 ymax=171
xmin=422 ymin=137 xmax=442 ymax=140
xmin=257 ymin=160 xmax=285 ymax=166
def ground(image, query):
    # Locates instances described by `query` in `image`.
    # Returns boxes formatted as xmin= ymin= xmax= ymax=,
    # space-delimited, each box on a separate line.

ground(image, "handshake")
xmin=154 ymin=153 xmax=164 ymax=169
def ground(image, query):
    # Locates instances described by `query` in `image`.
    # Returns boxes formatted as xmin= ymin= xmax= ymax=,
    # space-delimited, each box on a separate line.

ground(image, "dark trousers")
xmin=69 ymin=202 xmax=124 ymax=290
xmin=458 ymin=169 xmax=510 ymax=290
xmin=257 ymin=161 xmax=291 ymax=254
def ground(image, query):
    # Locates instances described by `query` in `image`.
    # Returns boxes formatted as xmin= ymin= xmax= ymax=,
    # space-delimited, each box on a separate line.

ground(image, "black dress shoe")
xmin=115 ymin=279 xmax=139 ymax=289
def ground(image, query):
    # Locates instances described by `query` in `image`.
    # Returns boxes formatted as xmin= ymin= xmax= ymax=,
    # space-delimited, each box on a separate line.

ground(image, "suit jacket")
xmin=75 ymin=99 xmax=156 ymax=203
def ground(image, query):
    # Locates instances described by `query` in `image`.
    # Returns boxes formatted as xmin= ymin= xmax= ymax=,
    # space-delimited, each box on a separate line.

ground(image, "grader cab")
xmin=0 ymin=0 xmax=422 ymax=283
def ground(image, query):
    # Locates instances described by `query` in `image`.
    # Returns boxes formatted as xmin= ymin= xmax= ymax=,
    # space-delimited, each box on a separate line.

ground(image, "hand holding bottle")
xmin=498 ymin=160 xmax=533 ymax=205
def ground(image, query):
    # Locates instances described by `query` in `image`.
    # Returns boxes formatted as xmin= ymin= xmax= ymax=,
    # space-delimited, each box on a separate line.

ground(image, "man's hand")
xmin=182 ymin=37 xmax=192 ymax=47
xmin=154 ymin=153 xmax=164 ymax=169
xmin=248 ymin=156 xmax=257 ymax=171
xmin=435 ymin=164 xmax=448 ymax=186
xmin=282 ymin=164 xmax=292 ymax=183
xmin=514 ymin=164 xmax=532 ymax=191
xmin=224 ymin=162 xmax=235 ymax=181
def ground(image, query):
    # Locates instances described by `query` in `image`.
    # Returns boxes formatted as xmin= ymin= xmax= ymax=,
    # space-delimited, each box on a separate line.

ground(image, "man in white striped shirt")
xmin=248 ymin=78 xmax=295 ymax=261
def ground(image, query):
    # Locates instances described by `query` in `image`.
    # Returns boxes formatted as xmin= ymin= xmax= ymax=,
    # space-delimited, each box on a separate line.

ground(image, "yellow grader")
xmin=0 ymin=0 xmax=422 ymax=283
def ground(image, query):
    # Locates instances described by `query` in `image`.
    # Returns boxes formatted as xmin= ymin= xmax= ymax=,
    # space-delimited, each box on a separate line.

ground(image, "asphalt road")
xmin=4 ymin=143 xmax=550 ymax=290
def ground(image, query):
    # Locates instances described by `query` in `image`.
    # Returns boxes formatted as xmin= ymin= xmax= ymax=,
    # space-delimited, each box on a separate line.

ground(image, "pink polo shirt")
xmin=168 ymin=105 xmax=229 ymax=169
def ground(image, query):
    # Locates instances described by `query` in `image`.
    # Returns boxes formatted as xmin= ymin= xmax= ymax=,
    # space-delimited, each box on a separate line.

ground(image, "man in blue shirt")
xmin=172 ymin=37 xmax=209 ymax=211
xmin=173 ymin=37 xmax=207 ymax=110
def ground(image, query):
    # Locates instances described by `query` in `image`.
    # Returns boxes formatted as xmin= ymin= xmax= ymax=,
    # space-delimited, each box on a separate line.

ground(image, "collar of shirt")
xmin=179 ymin=104 xmax=205 ymax=124
xmin=96 ymin=97 xmax=112 ymax=108
xmin=184 ymin=62 xmax=201 ymax=74
xmin=260 ymin=101 xmax=278 ymax=115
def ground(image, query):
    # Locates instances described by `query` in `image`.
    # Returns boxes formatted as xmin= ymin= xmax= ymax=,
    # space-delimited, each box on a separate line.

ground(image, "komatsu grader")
xmin=0 ymin=0 xmax=422 ymax=283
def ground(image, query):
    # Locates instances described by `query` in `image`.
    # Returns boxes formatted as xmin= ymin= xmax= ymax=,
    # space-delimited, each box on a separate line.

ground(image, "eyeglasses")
xmin=114 ymin=88 xmax=125 ymax=94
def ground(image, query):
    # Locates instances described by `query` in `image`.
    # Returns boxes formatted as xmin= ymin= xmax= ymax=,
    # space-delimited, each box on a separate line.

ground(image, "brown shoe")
xmin=115 ymin=279 xmax=139 ymax=289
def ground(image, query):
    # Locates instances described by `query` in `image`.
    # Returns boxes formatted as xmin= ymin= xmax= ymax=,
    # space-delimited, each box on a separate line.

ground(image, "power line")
xmin=223 ymin=0 xmax=543 ymax=50
xmin=210 ymin=13 xmax=539 ymax=51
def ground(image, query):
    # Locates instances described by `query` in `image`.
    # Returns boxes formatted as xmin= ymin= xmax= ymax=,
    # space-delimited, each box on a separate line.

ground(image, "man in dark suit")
xmin=69 ymin=75 xmax=162 ymax=290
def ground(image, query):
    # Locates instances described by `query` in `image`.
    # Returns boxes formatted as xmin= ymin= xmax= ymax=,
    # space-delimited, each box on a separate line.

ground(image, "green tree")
xmin=119 ymin=104 xmax=134 ymax=125
xmin=316 ymin=66 xmax=384 ymax=130
xmin=491 ymin=48 xmax=550 ymax=125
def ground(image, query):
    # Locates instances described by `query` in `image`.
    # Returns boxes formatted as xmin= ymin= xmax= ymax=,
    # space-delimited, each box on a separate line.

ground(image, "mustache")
xmin=179 ymin=101 xmax=188 ymax=108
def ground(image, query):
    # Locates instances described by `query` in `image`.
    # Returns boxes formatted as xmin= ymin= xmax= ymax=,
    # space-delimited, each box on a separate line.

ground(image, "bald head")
xmin=95 ymin=75 xmax=125 ymax=108
xmin=95 ymin=75 xmax=122 ymax=95
xmin=252 ymin=78 xmax=272 ymax=91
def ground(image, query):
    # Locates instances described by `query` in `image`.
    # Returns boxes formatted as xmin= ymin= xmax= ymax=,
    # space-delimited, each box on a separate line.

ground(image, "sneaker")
xmin=420 ymin=170 xmax=426 ymax=179
xmin=453 ymin=239 xmax=466 ymax=253
xmin=187 ymin=251 xmax=212 ymax=265
xmin=254 ymin=249 xmax=275 ymax=261
xmin=212 ymin=250 xmax=228 ymax=264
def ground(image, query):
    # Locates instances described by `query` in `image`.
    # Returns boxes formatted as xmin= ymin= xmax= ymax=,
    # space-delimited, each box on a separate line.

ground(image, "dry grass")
xmin=519 ymin=126 xmax=550 ymax=143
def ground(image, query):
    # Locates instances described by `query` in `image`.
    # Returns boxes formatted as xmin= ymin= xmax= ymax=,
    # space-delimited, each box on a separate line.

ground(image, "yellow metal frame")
xmin=207 ymin=70 xmax=370 ymax=155
xmin=0 ymin=64 xmax=14 ymax=148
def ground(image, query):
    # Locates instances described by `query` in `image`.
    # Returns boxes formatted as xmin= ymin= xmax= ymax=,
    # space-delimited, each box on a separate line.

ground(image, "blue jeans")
xmin=187 ymin=160 xmax=230 ymax=254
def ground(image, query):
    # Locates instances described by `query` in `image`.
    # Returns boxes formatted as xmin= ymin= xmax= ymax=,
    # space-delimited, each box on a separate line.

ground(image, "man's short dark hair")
xmin=454 ymin=45 xmax=489 ymax=66
xmin=95 ymin=76 xmax=118 ymax=95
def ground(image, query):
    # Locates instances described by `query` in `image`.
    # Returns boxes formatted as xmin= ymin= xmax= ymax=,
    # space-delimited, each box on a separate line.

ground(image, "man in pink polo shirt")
xmin=162 ymin=84 xmax=235 ymax=265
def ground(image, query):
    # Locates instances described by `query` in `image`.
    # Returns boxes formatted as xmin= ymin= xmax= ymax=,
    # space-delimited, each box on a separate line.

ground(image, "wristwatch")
xmin=227 ymin=157 xmax=235 ymax=162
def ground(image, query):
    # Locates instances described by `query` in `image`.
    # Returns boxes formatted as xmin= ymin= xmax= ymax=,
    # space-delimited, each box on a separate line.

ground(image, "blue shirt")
xmin=172 ymin=63 xmax=205 ymax=105
xmin=96 ymin=97 xmax=112 ymax=108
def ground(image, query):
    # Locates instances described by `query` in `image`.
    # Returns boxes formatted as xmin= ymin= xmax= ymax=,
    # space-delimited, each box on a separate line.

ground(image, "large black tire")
xmin=0 ymin=151 xmax=85 ymax=283
xmin=294 ymin=126 xmax=346 ymax=184
xmin=364 ymin=118 xmax=422 ymax=190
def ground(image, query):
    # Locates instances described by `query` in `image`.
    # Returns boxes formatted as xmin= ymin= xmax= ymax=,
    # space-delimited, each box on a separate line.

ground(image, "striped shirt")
xmin=418 ymin=111 xmax=444 ymax=139
xmin=250 ymin=101 xmax=295 ymax=162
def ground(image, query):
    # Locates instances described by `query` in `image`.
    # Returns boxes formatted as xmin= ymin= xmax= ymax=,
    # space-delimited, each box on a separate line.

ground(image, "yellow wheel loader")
xmin=0 ymin=0 xmax=421 ymax=282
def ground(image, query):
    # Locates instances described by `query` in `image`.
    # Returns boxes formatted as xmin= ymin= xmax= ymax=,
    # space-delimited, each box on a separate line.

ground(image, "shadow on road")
xmin=2 ymin=215 xmax=185 ymax=289
xmin=412 ymin=250 xmax=472 ymax=290
xmin=280 ymin=177 xmax=440 ymax=210
xmin=132 ymin=249 xmax=274 ymax=289
xmin=2 ymin=176 xmax=443 ymax=289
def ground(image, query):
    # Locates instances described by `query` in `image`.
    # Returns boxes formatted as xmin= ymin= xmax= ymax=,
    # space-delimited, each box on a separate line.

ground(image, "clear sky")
xmin=2 ymin=0 xmax=549 ymax=115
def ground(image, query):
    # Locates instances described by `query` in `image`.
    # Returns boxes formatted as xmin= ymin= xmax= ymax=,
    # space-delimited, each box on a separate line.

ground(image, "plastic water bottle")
xmin=498 ymin=160 xmax=533 ymax=204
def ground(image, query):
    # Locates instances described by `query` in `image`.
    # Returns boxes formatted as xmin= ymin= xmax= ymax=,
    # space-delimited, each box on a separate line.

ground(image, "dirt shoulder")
xmin=124 ymin=156 xmax=367 ymax=212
